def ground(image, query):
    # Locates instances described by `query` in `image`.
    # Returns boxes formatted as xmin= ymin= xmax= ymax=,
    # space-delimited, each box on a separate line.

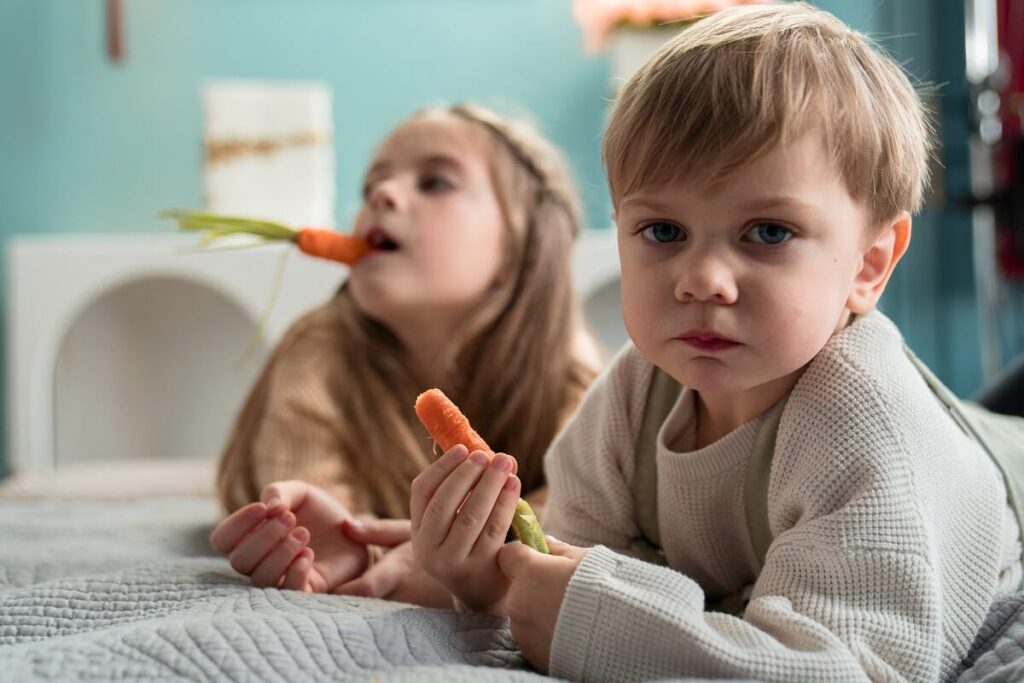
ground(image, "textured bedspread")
xmin=3 ymin=497 xmax=1022 ymax=682
xmin=0 ymin=498 xmax=541 ymax=682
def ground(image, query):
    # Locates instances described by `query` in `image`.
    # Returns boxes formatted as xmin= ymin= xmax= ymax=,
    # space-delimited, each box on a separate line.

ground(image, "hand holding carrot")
xmin=414 ymin=389 xmax=548 ymax=553
xmin=410 ymin=443 xmax=521 ymax=613
xmin=497 ymin=537 xmax=589 ymax=672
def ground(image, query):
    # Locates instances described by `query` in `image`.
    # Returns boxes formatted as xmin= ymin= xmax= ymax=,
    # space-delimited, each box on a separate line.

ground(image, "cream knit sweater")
xmin=543 ymin=311 xmax=1019 ymax=682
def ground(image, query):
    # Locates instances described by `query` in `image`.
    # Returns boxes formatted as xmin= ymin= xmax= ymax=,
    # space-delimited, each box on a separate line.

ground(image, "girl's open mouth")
xmin=366 ymin=226 xmax=400 ymax=252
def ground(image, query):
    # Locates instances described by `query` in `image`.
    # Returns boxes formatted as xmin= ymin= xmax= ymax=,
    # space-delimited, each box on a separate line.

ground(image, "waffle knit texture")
xmin=543 ymin=311 xmax=1018 ymax=682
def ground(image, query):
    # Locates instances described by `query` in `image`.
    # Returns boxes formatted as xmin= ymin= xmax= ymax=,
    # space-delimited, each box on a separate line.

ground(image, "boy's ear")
xmin=847 ymin=211 xmax=912 ymax=314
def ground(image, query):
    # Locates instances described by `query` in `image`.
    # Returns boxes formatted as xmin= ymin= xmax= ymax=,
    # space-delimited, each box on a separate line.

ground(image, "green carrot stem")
xmin=511 ymin=499 xmax=549 ymax=553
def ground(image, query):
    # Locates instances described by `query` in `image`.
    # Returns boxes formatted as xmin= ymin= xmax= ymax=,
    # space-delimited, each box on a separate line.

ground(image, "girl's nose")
xmin=674 ymin=254 xmax=738 ymax=304
xmin=367 ymin=178 xmax=404 ymax=211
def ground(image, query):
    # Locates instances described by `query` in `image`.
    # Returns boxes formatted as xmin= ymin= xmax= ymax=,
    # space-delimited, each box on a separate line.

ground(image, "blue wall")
xmin=0 ymin=0 xmax=990 ymax=471
xmin=0 ymin=0 xmax=610 ymax=235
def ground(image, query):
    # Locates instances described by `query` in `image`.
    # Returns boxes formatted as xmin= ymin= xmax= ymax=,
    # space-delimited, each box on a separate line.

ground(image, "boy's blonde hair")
xmin=603 ymin=2 xmax=934 ymax=226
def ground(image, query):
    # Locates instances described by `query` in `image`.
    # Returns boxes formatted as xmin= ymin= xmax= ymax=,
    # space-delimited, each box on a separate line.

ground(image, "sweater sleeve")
xmin=553 ymin=530 xmax=937 ymax=682
xmin=548 ymin=325 xmax=1005 ymax=682
xmin=542 ymin=343 xmax=655 ymax=552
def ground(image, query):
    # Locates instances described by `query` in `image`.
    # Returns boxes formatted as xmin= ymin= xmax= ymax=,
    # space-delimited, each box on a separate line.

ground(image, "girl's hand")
xmin=334 ymin=519 xmax=452 ymax=608
xmin=410 ymin=444 xmax=520 ymax=614
xmin=210 ymin=480 xmax=369 ymax=592
xmin=497 ymin=537 xmax=588 ymax=673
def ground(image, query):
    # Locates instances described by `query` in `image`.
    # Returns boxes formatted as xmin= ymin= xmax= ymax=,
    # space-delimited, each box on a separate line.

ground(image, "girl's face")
xmin=349 ymin=114 xmax=505 ymax=329
xmin=615 ymin=134 xmax=873 ymax=405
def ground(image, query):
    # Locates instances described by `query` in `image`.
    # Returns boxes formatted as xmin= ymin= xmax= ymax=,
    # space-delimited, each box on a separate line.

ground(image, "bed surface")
xmin=1 ymin=468 xmax=1021 ymax=682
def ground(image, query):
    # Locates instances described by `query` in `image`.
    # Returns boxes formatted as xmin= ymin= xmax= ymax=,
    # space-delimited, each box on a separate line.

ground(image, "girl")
xmin=209 ymin=103 xmax=601 ymax=604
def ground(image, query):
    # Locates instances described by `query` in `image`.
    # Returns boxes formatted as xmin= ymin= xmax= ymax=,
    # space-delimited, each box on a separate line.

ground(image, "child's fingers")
xmin=442 ymin=456 xmax=516 ymax=558
xmin=260 ymin=480 xmax=314 ymax=516
xmin=342 ymin=518 xmax=412 ymax=547
xmin=413 ymin=450 xmax=496 ymax=549
xmin=249 ymin=526 xmax=310 ymax=588
xmin=496 ymin=452 xmax=519 ymax=477
xmin=471 ymin=474 xmax=520 ymax=557
xmin=210 ymin=502 xmax=267 ymax=553
xmin=282 ymin=547 xmax=314 ymax=592
xmin=496 ymin=537 xmax=535 ymax=580
xmin=228 ymin=511 xmax=296 ymax=575
xmin=545 ymin=536 xmax=583 ymax=558
xmin=410 ymin=445 xmax=470 ymax=531
xmin=333 ymin=558 xmax=400 ymax=599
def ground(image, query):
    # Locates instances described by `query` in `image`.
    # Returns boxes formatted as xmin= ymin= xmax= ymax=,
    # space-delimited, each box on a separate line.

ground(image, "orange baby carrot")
xmin=296 ymin=227 xmax=370 ymax=265
xmin=414 ymin=388 xmax=548 ymax=553
xmin=414 ymin=389 xmax=493 ymax=457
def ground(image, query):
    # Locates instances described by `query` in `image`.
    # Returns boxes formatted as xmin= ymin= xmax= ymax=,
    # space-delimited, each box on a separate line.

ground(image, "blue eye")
xmin=745 ymin=222 xmax=792 ymax=245
xmin=640 ymin=222 xmax=684 ymax=243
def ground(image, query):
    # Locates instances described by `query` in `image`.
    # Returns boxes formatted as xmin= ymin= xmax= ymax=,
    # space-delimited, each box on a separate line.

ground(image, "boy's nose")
xmin=674 ymin=256 xmax=738 ymax=304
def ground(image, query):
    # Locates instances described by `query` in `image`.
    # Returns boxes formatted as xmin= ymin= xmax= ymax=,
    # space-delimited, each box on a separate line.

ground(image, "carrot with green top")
xmin=161 ymin=209 xmax=370 ymax=265
xmin=414 ymin=388 xmax=549 ymax=554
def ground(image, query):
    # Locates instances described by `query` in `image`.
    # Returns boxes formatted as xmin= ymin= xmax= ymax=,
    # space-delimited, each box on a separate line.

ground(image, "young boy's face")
xmin=615 ymin=133 xmax=872 ymax=398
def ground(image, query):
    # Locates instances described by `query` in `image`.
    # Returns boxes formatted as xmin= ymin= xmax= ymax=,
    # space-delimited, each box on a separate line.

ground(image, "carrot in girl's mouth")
xmin=161 ymin=209 xmax=369 ymax=266
xmin=295 ymin=227 xmax=370 ymax=265
xmin=414 ymin=388 xmax=549 ymax=554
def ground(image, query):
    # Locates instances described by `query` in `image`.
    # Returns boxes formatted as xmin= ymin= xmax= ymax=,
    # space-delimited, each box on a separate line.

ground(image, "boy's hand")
xmin=210 ymin=480 xmax=369 ymax=592
xmin=410 ymin=444 xmax=521 ymax=614
xmin=497 ymin=537 xmax=588 ymax=673
xmin=334 ymin=519 xmax=452 ymax=608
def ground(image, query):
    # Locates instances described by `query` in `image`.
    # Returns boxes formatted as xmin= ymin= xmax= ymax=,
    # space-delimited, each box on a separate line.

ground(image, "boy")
xmin=410 ymin=4 xmax=1023 ymax=680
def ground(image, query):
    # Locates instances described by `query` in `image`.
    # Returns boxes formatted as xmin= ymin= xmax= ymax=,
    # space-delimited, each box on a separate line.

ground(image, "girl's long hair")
xmin=218 ymin=103 xmax=600 ymax=517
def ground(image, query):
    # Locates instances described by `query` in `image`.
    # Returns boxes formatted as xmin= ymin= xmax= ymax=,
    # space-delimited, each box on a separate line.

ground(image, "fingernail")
xmin=447 ymin=445 xmax=469 ymax=462
xmin=469 ymin=451 xmax=489 ymax=467
xmin=277 ymin=512 xmax=295 ymax=528
xmin=503 ymin=475 xmax=520 ymax=491
xmin=265 ymin=497 xmax=283 ymax=512
xmin=291 ymin=527 xmax=309 ymax=543
xmin=345 ymin=518 xmax=365 ymax=534
xmin=491 ymin=454 xmax=514 ymax=472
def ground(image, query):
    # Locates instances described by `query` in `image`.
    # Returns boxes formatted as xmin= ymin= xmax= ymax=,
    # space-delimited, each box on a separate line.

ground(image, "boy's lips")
xmin=676 ymin=330 xmax=740 ymax=352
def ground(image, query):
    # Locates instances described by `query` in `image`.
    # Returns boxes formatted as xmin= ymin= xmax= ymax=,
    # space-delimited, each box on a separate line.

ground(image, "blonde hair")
xmin=218 ymin=103 xmax=599 ymax=517
xmin=603 ymin=2 xmax=935 ymax=226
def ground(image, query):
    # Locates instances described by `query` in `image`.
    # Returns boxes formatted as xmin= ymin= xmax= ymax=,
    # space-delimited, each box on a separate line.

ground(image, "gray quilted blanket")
xmin=0 ymin=498 xmax=543 ymax=682
xmin=2 ymin=497 xmax=1022 ymax=682
xmin=956 ymin=591 xmax=1024 ymax=683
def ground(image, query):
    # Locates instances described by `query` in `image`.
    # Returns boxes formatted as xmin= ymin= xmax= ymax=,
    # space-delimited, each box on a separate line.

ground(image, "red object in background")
xmin=107 ymin=0 xmax=124 ymax=63
xmin=996 ymin=0 xmax=1024 ymax=278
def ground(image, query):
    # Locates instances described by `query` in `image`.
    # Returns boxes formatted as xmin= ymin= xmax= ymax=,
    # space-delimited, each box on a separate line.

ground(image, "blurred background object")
xmin=572 ymin=0 xmax=773 ymax=86
xmin=202 ymin=80 xmax=335 ymax=227
xmin=0 ymin=0 xmax=1021 ymax=483
xmin=964 ymin=0 xmax=1024 ymax=387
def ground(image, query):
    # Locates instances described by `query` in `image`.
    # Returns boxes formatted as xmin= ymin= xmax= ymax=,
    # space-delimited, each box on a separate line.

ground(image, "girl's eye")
xmin=640 ymin=222 xmax=684 ymax=243
xmin=745 ymin=222 xmax=792 ymax=245
xmin=419 ymin=175 xmax=453 ymax=193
